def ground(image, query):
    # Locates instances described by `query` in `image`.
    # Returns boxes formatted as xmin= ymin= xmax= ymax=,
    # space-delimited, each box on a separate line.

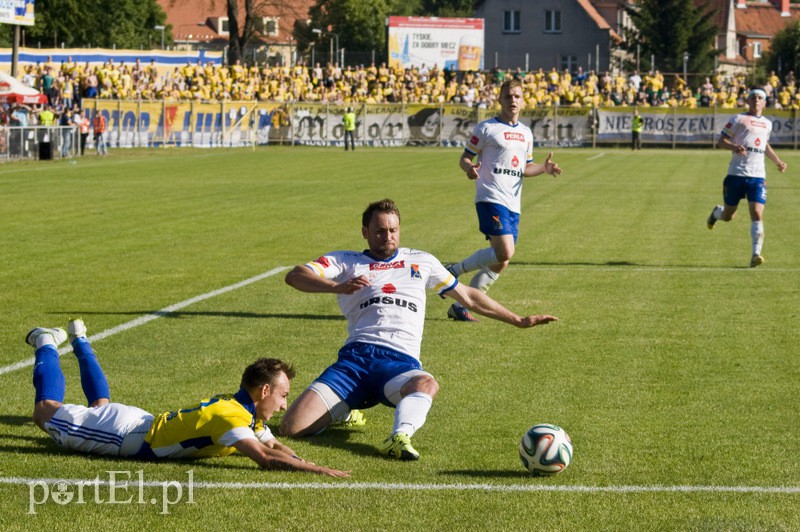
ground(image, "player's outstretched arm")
xmin=285 ymin=265 xmax=369 ymax=294
xmin=234 ymin=438 xmax=350 ymax=478
xmin=523 ymin=152 xmax=562 ymax=177
xmin=445 ymin=284 xmax=558 ymax=328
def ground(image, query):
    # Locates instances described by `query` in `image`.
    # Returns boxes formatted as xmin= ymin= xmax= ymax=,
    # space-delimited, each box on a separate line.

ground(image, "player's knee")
xmin=33 ymin=400 xmax=60 ymax=431
xmin=403 ymin=374 xmax=439 ymax=398
xmin=495 ymin=248 xmax=514 ymax=263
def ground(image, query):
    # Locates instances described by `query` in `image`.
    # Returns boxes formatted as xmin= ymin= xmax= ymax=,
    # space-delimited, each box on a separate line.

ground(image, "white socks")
xmin=469 ymin=268 xmax=500 ymax=293
xmin=393 ymin=392 xmax=432 ymax=438
xmin=751 ymin=221 xmax=764 ymax=255
xmin=450 ymin=247 xmax=498 ymax=276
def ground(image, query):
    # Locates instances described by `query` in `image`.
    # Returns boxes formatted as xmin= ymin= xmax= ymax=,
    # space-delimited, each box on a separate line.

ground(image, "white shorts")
xmin=44 ymin=403 xmax=155 ymax=457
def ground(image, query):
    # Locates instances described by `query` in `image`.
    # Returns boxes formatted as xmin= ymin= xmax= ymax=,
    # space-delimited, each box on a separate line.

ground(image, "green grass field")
xmin=1 ymin=146 xmax=799 ymax=530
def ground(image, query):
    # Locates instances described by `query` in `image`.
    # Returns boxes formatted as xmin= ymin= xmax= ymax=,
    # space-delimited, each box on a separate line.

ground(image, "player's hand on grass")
xmin=319 ymin=466 xmax=351 ymax=478
xmin=517 ymin=315 xmax=559 ymax=328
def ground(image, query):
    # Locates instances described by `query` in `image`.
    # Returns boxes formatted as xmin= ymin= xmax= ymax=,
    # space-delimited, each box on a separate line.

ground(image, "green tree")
xmin=623 ymin=0 xmax=718 ymax=79
xmin=760 ymin=20 xmax=800 ymax=78
xmin=0 ymin=0 xmax=169 ymax=48
xmin=416 ymin=0 xmax=473 ymax=17
xmin=298 ymin=0 xmax=392 ymax=60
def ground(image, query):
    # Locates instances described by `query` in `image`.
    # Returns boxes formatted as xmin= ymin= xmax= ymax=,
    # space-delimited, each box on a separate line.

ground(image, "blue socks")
xmin=72 ymin=337 xmax=110 ymax=405
xmin=33 ymin=345 xmax=65 ymax=403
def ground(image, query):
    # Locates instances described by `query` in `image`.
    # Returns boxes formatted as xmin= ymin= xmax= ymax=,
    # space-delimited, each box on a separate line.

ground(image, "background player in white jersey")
xmin=447 ymin=79 xmax=562 ymax=322
xmin=707 ymin=88 xmax=787 ymax=267
xmin=26 ymin=319 xmax=349 ymax=477
xmin=280 ymin=199 xmax=558 ymax=460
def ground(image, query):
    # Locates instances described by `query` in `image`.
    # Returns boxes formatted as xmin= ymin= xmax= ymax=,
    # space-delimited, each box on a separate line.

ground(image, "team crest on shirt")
xmin=410 ymin=264 xmax=421 ymax=279
xmin=511 ymin=155 xmax=519 ymax=168
xmin=314 ymin=256 xmax=330 ymax=267
xmin=755 ymin=138 xmax=761 ymax=146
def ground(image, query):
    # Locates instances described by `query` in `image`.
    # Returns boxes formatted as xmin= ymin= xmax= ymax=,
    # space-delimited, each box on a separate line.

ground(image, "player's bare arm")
xmin=459 ymin=151 xmax=481 ymax=180
xmin=234 ymin=438 xmax=350 ymax=477
xmin=285 ymin=265 xmax=369 ymax=294
xmin=445 ymin=283 xmax=558 ymax=328
xmin=765 ymin=144 xmax=787 ymax=173
xmin=718 ymin=135 xmax=746 ymax=156
xmin=523 ymin=152 xmax=562 ymax=177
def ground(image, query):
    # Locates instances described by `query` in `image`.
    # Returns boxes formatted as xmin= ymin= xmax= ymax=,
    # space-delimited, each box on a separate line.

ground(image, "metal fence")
xmin=0 ymin=126 xmax=81 ymax=161
xmin=71 ymin=100 xmax=800 ymax=150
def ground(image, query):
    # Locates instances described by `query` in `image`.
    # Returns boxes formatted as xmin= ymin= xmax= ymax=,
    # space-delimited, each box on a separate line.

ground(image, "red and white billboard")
xmin=388 ymin=16 xmax=484 ymax=71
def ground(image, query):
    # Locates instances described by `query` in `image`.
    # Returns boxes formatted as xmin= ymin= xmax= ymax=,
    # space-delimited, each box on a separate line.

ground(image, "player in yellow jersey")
xmin=26 ymin=319 xmax=349 ymax=477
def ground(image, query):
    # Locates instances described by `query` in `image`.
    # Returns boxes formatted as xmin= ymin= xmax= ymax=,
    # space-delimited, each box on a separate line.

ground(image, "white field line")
xmin=511 ymin=265 xmax=800 ymax=273
xmin=0 ymin=476 xmax=798 ymax=494
xmin=586 ymin=152 xmax=605 ymax=160
xmin=0 ymin=266 xmax=289 ymax=377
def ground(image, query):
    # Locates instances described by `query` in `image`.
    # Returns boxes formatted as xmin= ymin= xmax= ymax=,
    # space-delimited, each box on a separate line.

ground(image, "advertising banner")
xmin=0 ymin=0 xmax=35 ymax=26
xmin=388 ymin=16 xmax=483 ymax=72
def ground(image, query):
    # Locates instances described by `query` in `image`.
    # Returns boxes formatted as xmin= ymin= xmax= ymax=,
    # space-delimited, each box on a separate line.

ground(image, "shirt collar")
xmin=234 ymin=387 xmax=256 ymax=417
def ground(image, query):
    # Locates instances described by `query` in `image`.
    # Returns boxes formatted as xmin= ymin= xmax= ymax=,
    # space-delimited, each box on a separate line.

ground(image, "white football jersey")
xmin=466 ymin=117 xmax=534 ymax=214
xmin=304 ymin=248 xmax=457 ymax=359
xmin=722 ymin=113 xmax=773 ymax=178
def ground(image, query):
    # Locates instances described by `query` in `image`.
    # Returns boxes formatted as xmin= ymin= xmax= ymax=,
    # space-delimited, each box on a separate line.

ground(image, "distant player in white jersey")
xmin=280 ymin=199 xmax=558 ymax=460
xmin=707 ymin=87 xmax=787 ymax=267
xmin=447 ymin=79 xmax=562 ymax=322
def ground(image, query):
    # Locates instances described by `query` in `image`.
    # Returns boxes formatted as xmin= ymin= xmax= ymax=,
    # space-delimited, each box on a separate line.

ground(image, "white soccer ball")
xmin=519 ymin=423 xmax=573 ymax=476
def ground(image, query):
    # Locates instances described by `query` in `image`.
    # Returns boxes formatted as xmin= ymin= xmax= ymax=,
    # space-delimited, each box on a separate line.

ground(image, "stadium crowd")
xmin=3 ymin=56 xmax=800 ymax=134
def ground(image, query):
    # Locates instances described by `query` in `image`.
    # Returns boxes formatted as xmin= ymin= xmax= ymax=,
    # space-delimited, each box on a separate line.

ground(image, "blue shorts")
xmin=476 ymin=202 xmax=519 ymax=242
xmin=316 ymin=342 xmax=422 ymax=409
xmin=723 ymin=175 xmax=766 ymax=206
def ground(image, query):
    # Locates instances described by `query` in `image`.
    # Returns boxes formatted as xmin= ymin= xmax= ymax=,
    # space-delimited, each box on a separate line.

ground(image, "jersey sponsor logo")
xmin=503 ymin=132 xmax=525 ymax=142
xmin=511 ymin=155 xmax=519 ymax=168
xmin=370 ymin=261 xmax=405 ymax=270
xmin=749 ymin=120 xmax=767 ymax=128
xmin=492 ymin=166 xmax=524 ymax=178
xmin=382 ymin=283 xmax=396 ymax=294
xmin=725 ymin=122 xmax=733 ymax=129
xmin=359 ymin=295 xmax=418 ymax=312
xmin=469 ymin=135 xmax=479 ymax=145
xmin=755 ymin=137 xmax=761 ymax=146
xmin=746 ymin=146 xmax=765 ymax=155
xmin=410 ymin=264 xmax=421 ymax=279
xmin=314 ymin=256 xmax=330 ymax=268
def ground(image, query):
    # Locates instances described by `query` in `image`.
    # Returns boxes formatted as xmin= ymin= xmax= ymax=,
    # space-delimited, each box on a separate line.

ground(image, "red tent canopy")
xmin=0 ymin=70 xmax=48 ymax=105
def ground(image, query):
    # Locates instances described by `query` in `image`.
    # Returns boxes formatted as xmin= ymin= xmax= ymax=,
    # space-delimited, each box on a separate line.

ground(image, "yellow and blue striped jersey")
xmin=143 ymin=388 xmax=261 ymax=459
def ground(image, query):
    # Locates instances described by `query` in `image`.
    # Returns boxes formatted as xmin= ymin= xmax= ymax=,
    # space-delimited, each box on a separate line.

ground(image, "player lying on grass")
xmin=26 ymin=319 xmax=349 ymax=477
xmin=279 ymin=198 xmax=558 ymax=460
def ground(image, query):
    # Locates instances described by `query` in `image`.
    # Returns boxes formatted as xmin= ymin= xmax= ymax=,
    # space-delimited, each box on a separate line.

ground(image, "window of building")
xmin=545 ymin=10 xmax=561 ymax=33
xmin=504 ymin=10 xmax=521 ymax=33
xmin=753 ymin=42 xmax=762 ymax=59
xmin=262 ymin=17 xmax=279 ymax=37
xmin=560 ymin=55 xmax=578 ymax=72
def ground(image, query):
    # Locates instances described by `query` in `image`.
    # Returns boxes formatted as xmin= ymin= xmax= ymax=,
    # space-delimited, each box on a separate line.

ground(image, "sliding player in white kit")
xmin=447 ymin=78 xmax=562 ymax=322
xmin=707 ymin=87 xmax=787 ymax=267
xmin=280 ymin=199 xmax=558 ymax=460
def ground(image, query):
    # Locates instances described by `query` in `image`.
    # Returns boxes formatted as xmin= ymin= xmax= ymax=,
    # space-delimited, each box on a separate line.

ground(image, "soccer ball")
xmin=519 ymin=423 xmax=573 ymax=476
